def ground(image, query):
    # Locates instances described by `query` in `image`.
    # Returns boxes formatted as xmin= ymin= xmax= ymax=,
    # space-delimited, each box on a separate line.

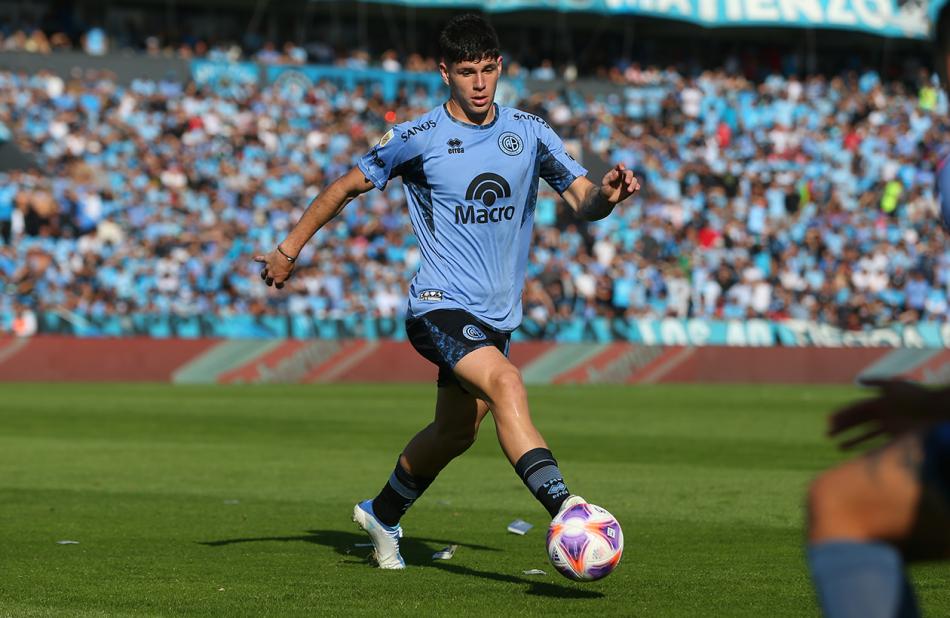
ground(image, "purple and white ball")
xmin=546 ymin=502 xmax=624 ymax=581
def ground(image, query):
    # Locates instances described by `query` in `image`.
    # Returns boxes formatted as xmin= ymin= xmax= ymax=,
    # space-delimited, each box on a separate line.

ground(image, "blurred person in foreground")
xmin=805 ymin=4 xmax=950 ymax=615
xmin=254 ymin=14 xmax=639 ymax=569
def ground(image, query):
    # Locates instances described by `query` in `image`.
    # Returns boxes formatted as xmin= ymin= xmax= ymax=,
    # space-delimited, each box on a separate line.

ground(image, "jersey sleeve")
xmin=536 ymin=122 xmax=588 ymax=194
xmin=357 ymin=126 xmax=412 ymax=191
xmin=939 ymin=156 xmax=950 ymax=232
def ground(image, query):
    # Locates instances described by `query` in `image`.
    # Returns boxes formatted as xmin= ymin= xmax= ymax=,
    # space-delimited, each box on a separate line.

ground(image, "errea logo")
xmin=447 ymin=138 xmax=464 ymax=154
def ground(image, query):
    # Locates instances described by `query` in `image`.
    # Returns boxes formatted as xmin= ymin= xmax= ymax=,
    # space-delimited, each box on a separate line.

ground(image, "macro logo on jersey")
xmin=455 ymin=173 xmax=515 ymax=225
xmin=466 ymin=173 xmax=511 ymax=207
xmin=401 ymin=120 xmax=437 ymax=142
xmin=462 ymin=325 xmax=487 ymax=341
xmin=378 ymin=129 xmax=394 ymax=147
xmin=498 ymin=132 xmax=524 ymax=156
xmin=447 ymin=138 xmax=464 ymax=154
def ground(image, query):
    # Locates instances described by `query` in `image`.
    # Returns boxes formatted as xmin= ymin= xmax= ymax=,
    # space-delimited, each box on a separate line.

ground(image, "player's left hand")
xmin=254 ymin=247 xmax=296 ymax=289
xmin=828 ymin=378 xmax=945 ymax=450
xmin=600 ymin=163 xmax=640 ymax=205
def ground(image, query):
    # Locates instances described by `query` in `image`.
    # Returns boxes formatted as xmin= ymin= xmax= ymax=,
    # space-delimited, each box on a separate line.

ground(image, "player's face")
xmin=441 ymin=56 xmax=503 ymax=119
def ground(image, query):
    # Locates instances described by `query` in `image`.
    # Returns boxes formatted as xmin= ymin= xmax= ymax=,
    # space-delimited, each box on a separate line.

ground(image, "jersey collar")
xmin=442 ymin=103 xmax=500 ymax=130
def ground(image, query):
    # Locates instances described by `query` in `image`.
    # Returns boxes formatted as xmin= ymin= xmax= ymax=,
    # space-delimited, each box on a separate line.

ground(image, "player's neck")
xmin=445 ymin=99 xmax=496 ymax=126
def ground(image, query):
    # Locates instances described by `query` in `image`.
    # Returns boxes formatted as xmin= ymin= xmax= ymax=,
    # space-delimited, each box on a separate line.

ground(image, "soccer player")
xmin=254 ymin=13 xmax=639 ymax=569
xmin=805 ymin=6 xmax=950 ymax=615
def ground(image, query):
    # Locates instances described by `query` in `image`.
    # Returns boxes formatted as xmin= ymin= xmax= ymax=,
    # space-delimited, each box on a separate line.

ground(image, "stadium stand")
xmin=1 ymin=55 xmax=948 ymax=338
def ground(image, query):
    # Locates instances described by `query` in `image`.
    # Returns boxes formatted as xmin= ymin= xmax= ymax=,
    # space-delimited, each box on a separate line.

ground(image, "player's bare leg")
xmin=353 ymin=384 xmax=490 ymax=568
xmin=401 ymin=383 xmax=491 ymax=478
xmin=806 ymin=432 xmax=950 ymax=617
xmin=453 ymin=345 xmax=546 ymax=463
xmin=453 ymin=345 xmax=580 ymax=516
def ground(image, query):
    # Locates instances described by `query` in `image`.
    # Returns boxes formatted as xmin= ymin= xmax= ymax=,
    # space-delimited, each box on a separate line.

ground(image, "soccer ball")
xmin=546 ymin=502 xmax=623 ymax=581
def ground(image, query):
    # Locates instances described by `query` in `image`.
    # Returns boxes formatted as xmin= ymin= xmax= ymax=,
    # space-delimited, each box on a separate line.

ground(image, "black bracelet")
xmin=276 ymin=245 xmax=296 ymax=263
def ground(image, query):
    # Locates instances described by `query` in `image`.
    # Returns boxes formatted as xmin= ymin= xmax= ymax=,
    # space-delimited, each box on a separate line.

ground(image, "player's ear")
xmin=439 ymin=60 xmax=450 ymax=86
xmin=496 ymin=56 xmax=503 ymax=74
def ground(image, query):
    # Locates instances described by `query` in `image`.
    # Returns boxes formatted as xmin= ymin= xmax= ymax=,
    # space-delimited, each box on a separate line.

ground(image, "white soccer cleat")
xmin=352 ymin=499 xmax=406 ymax=569
xmin=558 ymin=495 xmax=588 ymax=515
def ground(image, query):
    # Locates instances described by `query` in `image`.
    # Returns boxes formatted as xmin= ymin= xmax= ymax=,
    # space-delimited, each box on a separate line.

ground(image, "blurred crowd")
xmin=1 ymin=60 xmax=949 ymax=335
xmin=0 ymin=25 xmax=573 ymax=81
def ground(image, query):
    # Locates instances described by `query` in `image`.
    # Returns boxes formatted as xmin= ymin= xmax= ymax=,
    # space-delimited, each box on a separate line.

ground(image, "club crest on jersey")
xmin=462 ymin=325 xmax=487 ymax=341
xmin=447 ymin=138 xmax=464 ymax=154
xmin=498 ymin=132 xmax=523 ymax=156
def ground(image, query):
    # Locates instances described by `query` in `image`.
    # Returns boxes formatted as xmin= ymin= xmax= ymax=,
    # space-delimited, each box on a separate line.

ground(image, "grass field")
xmin=1 ymin=383 xmax=948 ymax=617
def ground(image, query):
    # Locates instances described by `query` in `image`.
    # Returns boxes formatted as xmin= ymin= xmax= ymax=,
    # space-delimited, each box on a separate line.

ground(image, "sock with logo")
xmin=807 ymin=540 xmax=919 ymax=618
xmin=514 ymin=447 xmax=571 ymax=517
xmin=371 ymin=458 xmax=435 ymax=527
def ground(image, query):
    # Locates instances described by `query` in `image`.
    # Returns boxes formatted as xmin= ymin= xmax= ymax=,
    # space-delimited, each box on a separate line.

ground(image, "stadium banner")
xmin=24 ymin=313 xmax=950 ymax=347
xmin=190 ymin=60 xmax=261 ymax=88
xmin=265 ymin=65 xmax=447 ymax=102
xmin=4 ymin=335 xmax=948 ymax=384
xmin=190 ymin=60 xmax=526 ymax=101
xmin=357 ymin=0 xmax=930 ymax=39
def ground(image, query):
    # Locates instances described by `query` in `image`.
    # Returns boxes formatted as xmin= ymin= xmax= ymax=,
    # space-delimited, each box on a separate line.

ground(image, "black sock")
xmin=371 ymin=458 xmax=435 ymax=527
xmin=514 ymin=447 xmax=571 ymax=517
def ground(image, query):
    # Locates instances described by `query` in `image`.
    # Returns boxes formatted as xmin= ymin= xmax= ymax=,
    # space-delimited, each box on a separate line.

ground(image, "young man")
xmin=254 ymin=13 xmax=639 ymax=569
xmin=805 ymin=6 xmax=950 ymax=615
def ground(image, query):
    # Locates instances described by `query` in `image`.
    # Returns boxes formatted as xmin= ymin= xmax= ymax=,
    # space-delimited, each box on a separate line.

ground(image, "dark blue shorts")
xmin=406 ymin=309 xmax=511 ymax=389
xmin=923 ymin=422 xmax=950 ymax=502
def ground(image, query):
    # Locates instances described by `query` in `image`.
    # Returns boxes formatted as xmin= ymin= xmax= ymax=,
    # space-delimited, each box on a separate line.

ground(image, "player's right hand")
xmin=253 ymin=247 xmax=296 ymax=289
xmin=828 ymin=378 xmax=946 ymax=450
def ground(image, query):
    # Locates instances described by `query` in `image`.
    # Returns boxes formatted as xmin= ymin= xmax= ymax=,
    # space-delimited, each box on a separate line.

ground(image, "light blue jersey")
xmin=357 ymin=103 xmax=587 ymax=332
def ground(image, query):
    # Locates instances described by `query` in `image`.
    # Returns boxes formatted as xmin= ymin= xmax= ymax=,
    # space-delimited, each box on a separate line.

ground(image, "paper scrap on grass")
xmin=56 ymin=540 xmax=80 ymax=545
xmin=432 ymin=544 xmax=458 ymax=560
xmin=522 ymin=569 xmax=546 ymax=575
xmin=507 ymin=519 xmax=533 ymax=535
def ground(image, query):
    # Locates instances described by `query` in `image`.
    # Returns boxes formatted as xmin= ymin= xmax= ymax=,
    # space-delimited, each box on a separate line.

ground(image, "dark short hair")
xmin=438 ymin=13 xmax=500 ymax=65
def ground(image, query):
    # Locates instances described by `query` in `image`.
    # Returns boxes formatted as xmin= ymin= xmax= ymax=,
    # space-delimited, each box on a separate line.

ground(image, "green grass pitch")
xmin=1 ymin=383 xmax=948 ymax=616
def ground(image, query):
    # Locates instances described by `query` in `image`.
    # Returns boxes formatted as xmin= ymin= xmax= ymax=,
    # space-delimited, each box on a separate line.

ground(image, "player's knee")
xmin=434 ymin=421 xmax=478 ymax=454
xmin=487 ymin=367 xmax=525 ymax=405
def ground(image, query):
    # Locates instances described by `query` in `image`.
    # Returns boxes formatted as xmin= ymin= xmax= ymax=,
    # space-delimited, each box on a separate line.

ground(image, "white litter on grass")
xmin=507 ymin=519 xmax=533 ymax=535
xmin=522 ymin=569 xmax=547 ymax=576
xmin=56 ymin=540 xmax=80 ymax=545
xmin=217 ymin=588 xmax=225 ymax=592
xmin=432 ymin=544 xmax=459 ymax=560
xmin=223 ymin=500 xmax=240 ymax=505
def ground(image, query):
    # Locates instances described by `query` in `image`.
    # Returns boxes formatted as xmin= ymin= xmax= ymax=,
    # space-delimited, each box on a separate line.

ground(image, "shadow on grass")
xmin=199 ymin=529 xmax=604 ymax=599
